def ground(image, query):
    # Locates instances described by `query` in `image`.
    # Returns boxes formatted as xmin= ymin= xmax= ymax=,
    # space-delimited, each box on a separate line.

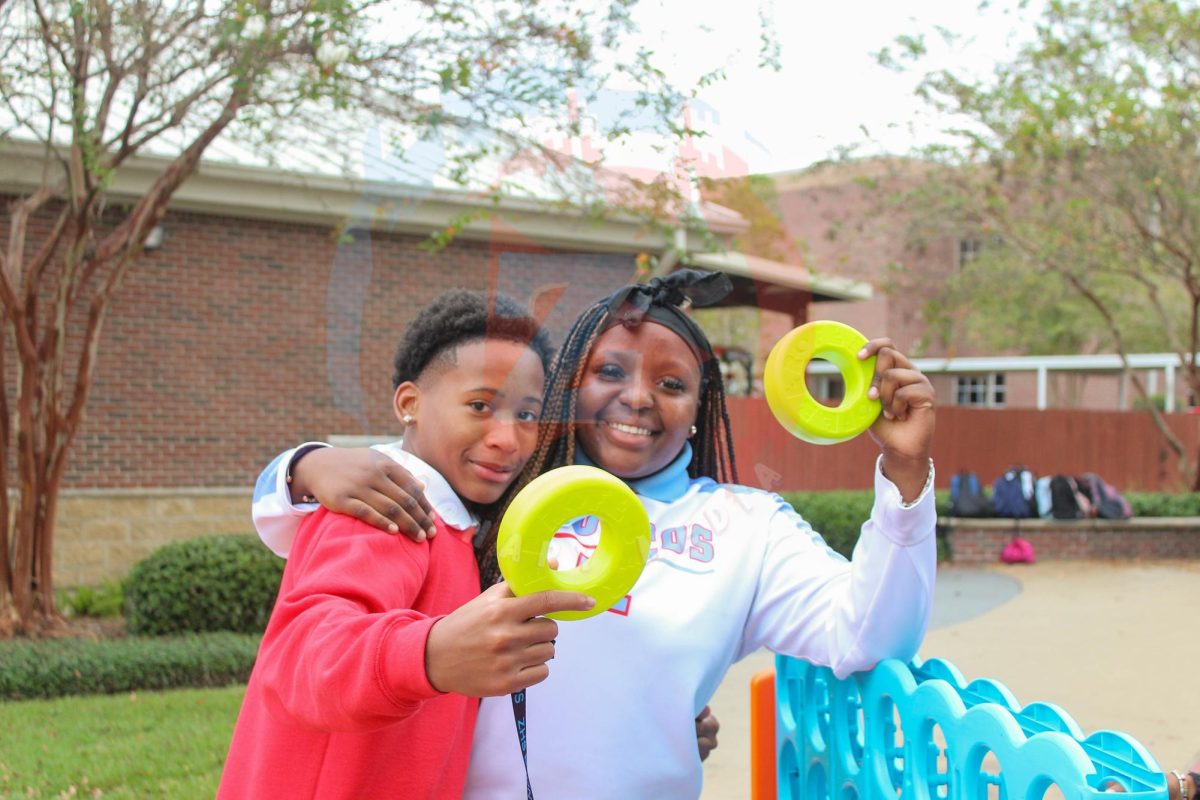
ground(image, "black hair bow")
xmin=605 ymin=268 xmax=733 ymax=326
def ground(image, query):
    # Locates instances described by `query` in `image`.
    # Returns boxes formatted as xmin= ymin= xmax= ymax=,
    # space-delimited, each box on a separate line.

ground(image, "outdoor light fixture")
xmin=144 ymin=224 xmax=166 ymax=251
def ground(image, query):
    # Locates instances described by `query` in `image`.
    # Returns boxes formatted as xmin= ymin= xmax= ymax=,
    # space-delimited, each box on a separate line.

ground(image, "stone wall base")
xmin=47 ymin=488 xmax=253 ymax=587
xmin=34 ymin=496 xmax=1200 ymax=585
xmin=943 ymin=517 xmax=1200 ymax=564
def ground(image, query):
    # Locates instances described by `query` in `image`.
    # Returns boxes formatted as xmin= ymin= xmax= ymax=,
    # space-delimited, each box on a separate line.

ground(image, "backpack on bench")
xmin=993 ymin=466 xmax=1035 ymax=518
xmin=1079 ymin=473 xmax=1132 ymax=519
xmin=950 ymin=470 xmax=989 ymax=517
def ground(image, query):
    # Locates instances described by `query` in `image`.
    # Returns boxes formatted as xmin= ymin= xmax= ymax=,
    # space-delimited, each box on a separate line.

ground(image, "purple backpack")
xmin=1081 ymin=473 xmax=1132 ymax=520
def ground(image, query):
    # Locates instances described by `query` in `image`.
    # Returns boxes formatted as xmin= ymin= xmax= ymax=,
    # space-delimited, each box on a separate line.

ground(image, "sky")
xmin=607 ymin=0 xmax=1045 ymax=176
xmin=191 ymin=0 xmax=1046 ymax=189
xmin=1 ymin=0 xmax=1045 ymax=186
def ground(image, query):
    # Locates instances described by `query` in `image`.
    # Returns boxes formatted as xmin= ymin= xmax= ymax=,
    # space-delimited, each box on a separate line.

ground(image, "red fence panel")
xmin=725 ymin=398 xmax=1200 ymax=492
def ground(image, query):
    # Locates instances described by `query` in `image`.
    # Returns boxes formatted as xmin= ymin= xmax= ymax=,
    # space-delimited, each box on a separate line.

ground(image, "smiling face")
xmin=395 ymin=338 xmax=545 ymax=505
xmin=575 ymin=321 xmax=703 ymax=479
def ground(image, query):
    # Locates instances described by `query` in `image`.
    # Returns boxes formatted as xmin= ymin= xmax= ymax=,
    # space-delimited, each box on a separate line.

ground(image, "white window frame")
xmin=955 ymin=373 xmax=1006 ymax=408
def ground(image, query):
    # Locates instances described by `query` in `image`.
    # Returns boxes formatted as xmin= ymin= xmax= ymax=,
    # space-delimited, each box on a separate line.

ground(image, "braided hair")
xmin=477 ymin=272 xmax=738 ymax=587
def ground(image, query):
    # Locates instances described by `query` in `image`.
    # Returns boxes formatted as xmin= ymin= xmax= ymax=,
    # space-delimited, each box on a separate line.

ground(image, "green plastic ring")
xmin=763 ymin=320 xmax=881 ymax=445
xmin=496 ymin=465 xmax=651 ymax=621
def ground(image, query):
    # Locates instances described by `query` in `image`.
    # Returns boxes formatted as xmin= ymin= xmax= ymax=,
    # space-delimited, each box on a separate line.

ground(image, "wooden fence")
xmin=725 ymin=398 xmax=1200 ymax=493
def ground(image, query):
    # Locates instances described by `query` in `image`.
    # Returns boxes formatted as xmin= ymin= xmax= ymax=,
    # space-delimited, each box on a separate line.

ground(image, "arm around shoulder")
xmin=251 ymin=443 xmax=330 ymax=558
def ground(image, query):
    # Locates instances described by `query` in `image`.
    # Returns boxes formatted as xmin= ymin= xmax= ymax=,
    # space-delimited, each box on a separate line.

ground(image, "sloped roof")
xmin=687 ymin=250 xmax=872 ymax=302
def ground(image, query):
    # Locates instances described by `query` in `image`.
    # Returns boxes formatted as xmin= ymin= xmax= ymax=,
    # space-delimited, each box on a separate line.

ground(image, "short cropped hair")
xmin=391 ymin=290 xmax=554 ymax=389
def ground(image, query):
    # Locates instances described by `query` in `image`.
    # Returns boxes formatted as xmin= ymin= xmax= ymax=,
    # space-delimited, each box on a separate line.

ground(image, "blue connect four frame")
xmin=773 ymin=655 xmax=1168 ymax=800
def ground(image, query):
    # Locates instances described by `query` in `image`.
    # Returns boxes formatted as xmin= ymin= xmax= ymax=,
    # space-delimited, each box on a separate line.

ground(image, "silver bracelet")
xmin=899 ymin=458 xmax=935 ymax=509
xmin=1172 ymin=771 xmax=1188 ymax=800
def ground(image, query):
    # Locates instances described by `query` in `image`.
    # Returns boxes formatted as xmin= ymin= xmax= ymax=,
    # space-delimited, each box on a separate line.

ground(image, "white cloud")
xmin=617 ymin=0 xmax=1044 ymax=174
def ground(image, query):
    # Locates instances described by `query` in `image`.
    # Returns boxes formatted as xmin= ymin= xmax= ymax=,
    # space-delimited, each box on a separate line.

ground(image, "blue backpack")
xmin=949 ymin=470 xmax=988 ymax=517
xmin=993 ymin=467 xmax=1035 ymax=518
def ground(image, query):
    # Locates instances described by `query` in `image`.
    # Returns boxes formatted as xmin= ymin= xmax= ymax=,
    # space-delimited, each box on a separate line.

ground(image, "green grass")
xmin=0 ymin=684 xmax=245 ymax=799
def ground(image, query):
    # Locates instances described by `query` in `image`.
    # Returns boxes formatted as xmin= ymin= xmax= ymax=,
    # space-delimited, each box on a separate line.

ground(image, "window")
xmin=955 ymin=373 xmax=1006 ymax=408
xmin=958 ymin=238 xmax=983 ymax=268
xmin=958 ymin=234 xmax=1005 ymax=268
xmin=815 ymin=375 xmax=845 ymax=404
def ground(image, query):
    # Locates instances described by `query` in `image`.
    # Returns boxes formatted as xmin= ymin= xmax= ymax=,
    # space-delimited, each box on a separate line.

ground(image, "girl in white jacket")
xmin=255 ymin=269 xmax=938 ymax=799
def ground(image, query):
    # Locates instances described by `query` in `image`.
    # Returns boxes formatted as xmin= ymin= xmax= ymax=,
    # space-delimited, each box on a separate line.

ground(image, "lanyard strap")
xmin=511 ymin=690 xmax=534 ymax=800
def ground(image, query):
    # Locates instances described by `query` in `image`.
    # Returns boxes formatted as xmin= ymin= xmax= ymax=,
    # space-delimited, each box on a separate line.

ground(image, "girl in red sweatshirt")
xmin=218 ymin=291 xmax=593 ymax=799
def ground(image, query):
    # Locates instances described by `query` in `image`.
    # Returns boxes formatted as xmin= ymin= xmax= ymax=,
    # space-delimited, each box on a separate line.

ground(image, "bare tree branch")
xmin=0 ymin=0 xmax=713 ymax=633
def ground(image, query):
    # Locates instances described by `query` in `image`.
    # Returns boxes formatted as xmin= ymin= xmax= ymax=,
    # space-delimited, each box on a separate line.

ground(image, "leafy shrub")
xmin=782 ymin=491 xmax=876 ymax=557
xmin=781 ymin=490 xmax=951 ymax=562
xmin=1132 ymin=394 xmax=1167 ymax=412
xmin=57 ymin=579 xmax=125 ymax=619
xmin=777 ymin=489 xmax=945 ymax=563
xmin=0 ymin=633 xmax=259 ymax=700
xmin=1125 ymin=491 xmax=1200 ymax=517
xmin=125 ymin=534 xmax=284 ymax=636
xmin=933 ymin=488 xmax=952 ymax=517
xmin=777 ymin=487 xmax=1200 ymax=564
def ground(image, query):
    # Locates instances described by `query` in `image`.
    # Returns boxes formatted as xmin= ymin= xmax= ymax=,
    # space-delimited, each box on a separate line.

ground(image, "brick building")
xmin=770 ymin=158 xmax=1183 ymax=412
xmin=4 ymin=147 xmax=871 ymax=584
xmin=3 ymin=154 xmax=686 ymax=490
xmin=5 ymin=148 xmax=1190 ymax=586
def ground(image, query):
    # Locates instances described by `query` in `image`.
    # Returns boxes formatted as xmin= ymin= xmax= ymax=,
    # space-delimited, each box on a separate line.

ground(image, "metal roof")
xmin=687 ymin=251 xmax=872 ymax=303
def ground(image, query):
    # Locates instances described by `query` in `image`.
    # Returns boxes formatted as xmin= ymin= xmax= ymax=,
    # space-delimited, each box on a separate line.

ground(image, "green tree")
xmin=0 ymin=0 xmax=737 ymax=634
xmin=699 ymin=174 xmax=790 ymax=261
xmin=887 ymin=0 xmax=1200 ymax=485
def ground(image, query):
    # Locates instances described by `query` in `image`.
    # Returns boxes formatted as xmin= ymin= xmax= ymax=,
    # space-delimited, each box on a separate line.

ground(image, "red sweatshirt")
xmin=217 ymin=507 xmax=481 ymax=800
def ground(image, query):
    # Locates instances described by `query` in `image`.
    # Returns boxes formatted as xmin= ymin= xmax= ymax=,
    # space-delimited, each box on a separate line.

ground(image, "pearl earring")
xmin=689 ymin=425 xmax=697 ymax=436
xmin=402 ymin=414 xmax=415 ymax=425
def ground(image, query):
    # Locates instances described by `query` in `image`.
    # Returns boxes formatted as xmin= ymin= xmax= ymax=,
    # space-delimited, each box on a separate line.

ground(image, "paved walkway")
xmin=700 ymin=561 xmax=1200 ymax=798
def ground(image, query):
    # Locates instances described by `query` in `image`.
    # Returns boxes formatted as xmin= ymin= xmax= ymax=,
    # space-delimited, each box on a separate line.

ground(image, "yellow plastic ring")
xmin=763 ymin=320 xmax=881 ymax=445
xmin=496 ymin=465 xmax=651 ymax=621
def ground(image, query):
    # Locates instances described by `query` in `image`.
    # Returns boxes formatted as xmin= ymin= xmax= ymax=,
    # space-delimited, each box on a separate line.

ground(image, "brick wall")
xmin=774 ymin=161 xmax=953 ymax=359
xmin=772 ymin=163 xmax=1181 ymax=412
xmin=943 ymin=517 xmax=1200 ymax=564
xmin=3 ymin=202 xmax=637 ymax=489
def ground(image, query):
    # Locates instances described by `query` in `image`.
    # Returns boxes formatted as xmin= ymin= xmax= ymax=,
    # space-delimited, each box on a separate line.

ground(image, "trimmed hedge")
xmin=780 ymin=489 xmax=1200 ymax=564
xmin=1125 ymin=491 xmax=1200 ymax=517
xmin=781 ymin=491 xmax=875 ymax=557
xmin=785 ymin=487 xmax=1200 ymax=554
xmin=125 ymin=534 xmax=284 ymax=636
xmin=781 ymin=490 xmax=952 ymax=562
xmin=0 ymin=632 xmax=259 ymax=700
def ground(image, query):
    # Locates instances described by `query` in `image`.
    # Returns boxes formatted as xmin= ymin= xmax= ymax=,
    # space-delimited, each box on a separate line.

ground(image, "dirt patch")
xmin=7 ymin=615 xmax=128 ymax=641
xmin=56 ymin=616 xmax=127 ymax=640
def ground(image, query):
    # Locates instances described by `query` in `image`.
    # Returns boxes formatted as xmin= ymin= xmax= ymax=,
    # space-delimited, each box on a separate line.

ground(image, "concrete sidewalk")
xmin=700 ymin=561 xmax=1200 ymax=798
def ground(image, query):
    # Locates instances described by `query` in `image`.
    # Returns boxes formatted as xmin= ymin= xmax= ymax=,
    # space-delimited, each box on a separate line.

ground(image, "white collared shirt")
xmin=251 ymin=441 xmax=474 ymax=557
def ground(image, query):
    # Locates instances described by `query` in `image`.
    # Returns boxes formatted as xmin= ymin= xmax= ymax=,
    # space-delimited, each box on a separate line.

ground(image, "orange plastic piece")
xmin=750 ymin=668 xmax=777 ymax=800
